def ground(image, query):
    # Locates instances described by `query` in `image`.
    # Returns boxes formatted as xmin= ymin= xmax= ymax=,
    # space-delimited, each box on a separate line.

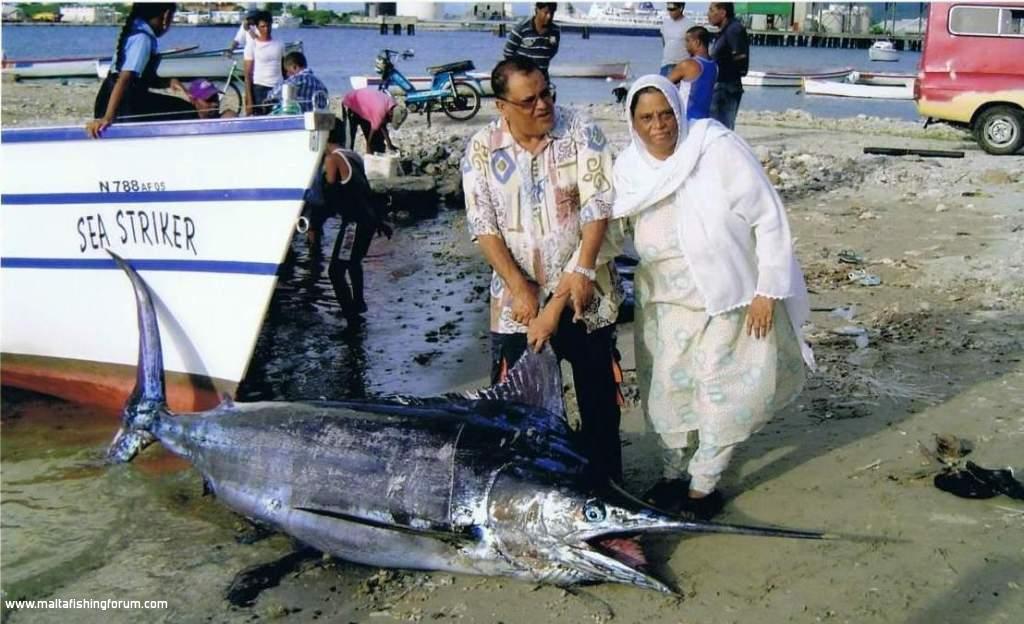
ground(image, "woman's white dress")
xmin=631 ymin=197 xmax=806 ymax=451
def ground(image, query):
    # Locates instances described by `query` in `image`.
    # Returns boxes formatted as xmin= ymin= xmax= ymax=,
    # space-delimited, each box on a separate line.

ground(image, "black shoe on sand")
xmin=642 ymin=478 xmax=691 ymax=513
xmin=679 ymin=490 xmax=726 ymax=520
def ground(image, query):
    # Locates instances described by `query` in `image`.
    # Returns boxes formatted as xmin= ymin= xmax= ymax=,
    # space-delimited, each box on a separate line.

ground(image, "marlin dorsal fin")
xmin=461 ymin=345 xmax=565 ymax=419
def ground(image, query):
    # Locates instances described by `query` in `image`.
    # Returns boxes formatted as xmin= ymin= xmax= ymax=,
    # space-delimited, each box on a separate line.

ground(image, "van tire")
xmin=975 ymin=106 xmax=1024 ymax=155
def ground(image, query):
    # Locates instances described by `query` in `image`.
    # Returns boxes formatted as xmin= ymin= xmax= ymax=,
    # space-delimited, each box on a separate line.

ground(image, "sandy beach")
xmin=2 ymin=81 xmax=1023 ymax=623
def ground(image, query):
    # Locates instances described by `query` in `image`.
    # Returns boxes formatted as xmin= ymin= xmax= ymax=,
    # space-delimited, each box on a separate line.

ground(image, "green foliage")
xmin=20 ymin=3 xmax=62 ymax=18
xmin=309 ymin=10 xmax=335 ymax=26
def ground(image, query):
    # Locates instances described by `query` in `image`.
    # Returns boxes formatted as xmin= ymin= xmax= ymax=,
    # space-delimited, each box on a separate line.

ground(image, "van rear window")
xmin=949 ymin=5 xmax=1024 ymax=37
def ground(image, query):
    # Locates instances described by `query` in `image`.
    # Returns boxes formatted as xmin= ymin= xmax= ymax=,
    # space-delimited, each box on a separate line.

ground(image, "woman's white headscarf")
xmin=612 ymin=75 xmax=729 ymax=219
xmin=612 ymin=74 xmax=815 ymax=369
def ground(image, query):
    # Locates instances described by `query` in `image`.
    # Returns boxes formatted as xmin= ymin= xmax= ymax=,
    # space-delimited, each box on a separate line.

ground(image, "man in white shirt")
xmin=659 ymin=3 xmax=694 ymax=76
xmin=243 ymin=10 xmax=285 ymax=115
xmin=226 ymin=9 xmax=258 ymax=54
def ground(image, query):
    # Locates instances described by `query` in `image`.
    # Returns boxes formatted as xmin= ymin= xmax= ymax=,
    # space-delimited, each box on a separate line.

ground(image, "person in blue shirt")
xmin=87 ymin=3 xmax=195 ymax=138
xmin=666 ymin=26 xmax=718 ymax=122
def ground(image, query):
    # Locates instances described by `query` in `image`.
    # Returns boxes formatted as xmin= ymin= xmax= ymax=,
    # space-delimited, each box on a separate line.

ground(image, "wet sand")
xmin=2 ymin=81 xmax=1023 ymax=623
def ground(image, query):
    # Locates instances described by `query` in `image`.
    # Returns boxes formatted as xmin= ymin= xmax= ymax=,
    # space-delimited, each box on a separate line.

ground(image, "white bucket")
xmin=363 ymin=153 xmax=401 ymax=179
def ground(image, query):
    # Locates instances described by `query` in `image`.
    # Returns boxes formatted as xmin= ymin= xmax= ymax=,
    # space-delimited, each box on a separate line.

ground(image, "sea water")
xmin=2 ymin=24 xmax=923 ymax=121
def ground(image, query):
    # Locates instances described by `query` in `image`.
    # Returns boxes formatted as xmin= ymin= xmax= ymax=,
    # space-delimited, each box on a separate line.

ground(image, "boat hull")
xmin=97 ymin=51 xmax=237 ymax=80
xmin=549 ymin=62 xmax=629 ymax=80
xmin=2 ymin=46 xmax=199 ymax=80
xmin=802 ymin=78 xmax=914 ymax=100
xmin=0 ymin=114 xmax=333 ymax=411
xmin=869 ymin=48 xmax=900 ymax=62
xmin=742 ymin=68 xmax=852 ymax=88
xmin=2 ymin=58 xmax=101 ymax=79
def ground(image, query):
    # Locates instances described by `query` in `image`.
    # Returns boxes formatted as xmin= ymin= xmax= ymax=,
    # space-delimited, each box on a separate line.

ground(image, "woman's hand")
xmin=169 ymin=78 xmax=185 ymax=94
xmin=85 ymin=117 xmax=112 ymax=139
xmin=746 ymin=295 xmax=775 ymax=339
xmin=527 ymin=303 xmax=561 ymax=353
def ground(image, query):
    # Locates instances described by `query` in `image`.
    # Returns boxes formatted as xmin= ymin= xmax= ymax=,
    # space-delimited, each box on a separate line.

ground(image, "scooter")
xmin=374 ymin=49 xmax=482 ymax=126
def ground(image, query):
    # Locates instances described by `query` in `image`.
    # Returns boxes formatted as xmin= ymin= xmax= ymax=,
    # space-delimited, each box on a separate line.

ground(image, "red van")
xmin=916 ymin=2 xmax=1024 ymax=154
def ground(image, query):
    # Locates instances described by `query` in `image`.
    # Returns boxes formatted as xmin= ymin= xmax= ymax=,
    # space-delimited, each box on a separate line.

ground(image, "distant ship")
xmin=274 ymin=13 xmax=301 ymax=29
xmin=556 ymin=2 xmax=663 ymax=34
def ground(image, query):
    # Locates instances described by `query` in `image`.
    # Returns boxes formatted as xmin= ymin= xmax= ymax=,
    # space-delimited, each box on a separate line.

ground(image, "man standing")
xmin=667 ymin=26 xmax=718 ymax=121
xmin=707 ymin=2 xmax=749 ymax=130
xmin=243 ymin=10 xmax=284 ymax=116
xmin=503 ymin=3 xmax=561 ymax=81
xmin=264 ymin=51 xmax=329 ymax=113
xmin=659 ymin=3 xmax=693 ymax=77
xmin=303 ymin=121 xmax=392 ymax=326
xmin=461 ymin=57 xmax=623 ymax=484
xmin=226 ymin=9 xmax=258 ymax=54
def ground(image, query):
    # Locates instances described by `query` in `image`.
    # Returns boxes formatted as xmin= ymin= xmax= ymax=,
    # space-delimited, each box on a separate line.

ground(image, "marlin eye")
xmin=582 ymin=499 xmax=606 ymax=523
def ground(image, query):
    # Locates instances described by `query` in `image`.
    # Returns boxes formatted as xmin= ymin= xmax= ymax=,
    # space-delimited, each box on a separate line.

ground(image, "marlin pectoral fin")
xmin=293 ymin=507 xmax=477 ymax=546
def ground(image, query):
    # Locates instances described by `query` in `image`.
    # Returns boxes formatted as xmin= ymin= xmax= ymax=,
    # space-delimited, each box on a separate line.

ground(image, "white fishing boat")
xmin=274 ymin=13 xmax=302 ymax=29
xmin=96 ymin=43 xmax=301 ymax=80
xmin=850 ymin=70 xmax=915 ymax=88
xmin=741 ymin=67 xmax=853 ymax=87
xmin=549 ymin=62 xmax=630 ymax=80
xmin=0 ymin=113 xmax=334 ymax=412
xmin=557 ymin=2 xmax=663 ymax=30
xmin=2 ymin=45 xmax=197 ymax=80
xmin=802 ymin=77 xmax=914 ymax=100
xmin=869 ymin=40 xmax=900 ymax=62
xmin=349 ymin=72 xmax=494 ymax=96
xmin=97 ymin=50 xmax=237 ymax=81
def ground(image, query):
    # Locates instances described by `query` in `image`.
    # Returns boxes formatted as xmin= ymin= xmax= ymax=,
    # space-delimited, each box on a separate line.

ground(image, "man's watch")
xmin=572 ymin=265 xmax=597 ymax=281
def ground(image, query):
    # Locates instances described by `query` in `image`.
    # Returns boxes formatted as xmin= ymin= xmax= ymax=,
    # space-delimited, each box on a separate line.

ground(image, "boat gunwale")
xmin=1 ymin=114 xmax=321 ymax=143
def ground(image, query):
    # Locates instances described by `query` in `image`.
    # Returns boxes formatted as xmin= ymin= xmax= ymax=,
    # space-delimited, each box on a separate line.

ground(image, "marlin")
xmin=107 ymin=252 xmax=824 ymax=593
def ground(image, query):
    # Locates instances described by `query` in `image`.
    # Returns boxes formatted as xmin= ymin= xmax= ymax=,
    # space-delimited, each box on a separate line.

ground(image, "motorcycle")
xmin=374 ymin=49 xmax=482 ymax=126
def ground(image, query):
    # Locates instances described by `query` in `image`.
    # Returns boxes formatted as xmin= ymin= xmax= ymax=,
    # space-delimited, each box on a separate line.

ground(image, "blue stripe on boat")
xmin=1 ymin=116 xmax=309 ymax=143
xmin=0 ymin=257 xmax=279 ymax=275
xmin=1 ymin=188 xmax=305 ymax=205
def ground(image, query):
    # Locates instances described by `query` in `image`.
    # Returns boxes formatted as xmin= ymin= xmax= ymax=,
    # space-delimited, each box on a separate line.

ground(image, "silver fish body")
xmin=106 ymin=251 xmax=824 ymax=593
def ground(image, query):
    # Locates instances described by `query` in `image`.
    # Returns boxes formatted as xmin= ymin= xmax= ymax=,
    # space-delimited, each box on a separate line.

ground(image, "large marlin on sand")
xmin=106 ymin=253 xmax=824 ymax=593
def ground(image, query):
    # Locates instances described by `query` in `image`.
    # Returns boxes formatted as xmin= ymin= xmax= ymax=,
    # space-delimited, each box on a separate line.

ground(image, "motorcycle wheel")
xmin=442 ymin=81 xmax=481 ymax=121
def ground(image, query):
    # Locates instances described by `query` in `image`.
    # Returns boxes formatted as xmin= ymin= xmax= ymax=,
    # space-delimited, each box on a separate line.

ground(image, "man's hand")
xmin=746 ymin=295 xmax=775 ymax=339
xmin=510 ymin=281 xmax=540 ymax=326
xmin=527 ymin=303 xmax=561 ymax=352
xmin=85 ymin=117 xmax=112 ymax=139
xmin=565 ymin=271 xmax=595 ymax=323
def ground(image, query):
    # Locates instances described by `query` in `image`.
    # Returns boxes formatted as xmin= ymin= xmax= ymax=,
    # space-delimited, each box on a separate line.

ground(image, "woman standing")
xmin=87 ymin=3 xmax=194 ymax=137
xmin=613 ymin=75 xmax=814 ymax=519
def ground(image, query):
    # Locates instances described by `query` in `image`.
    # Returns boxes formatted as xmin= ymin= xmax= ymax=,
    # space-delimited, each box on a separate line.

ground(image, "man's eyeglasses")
xmin=498 ymin=87 xmax=556 ymax=112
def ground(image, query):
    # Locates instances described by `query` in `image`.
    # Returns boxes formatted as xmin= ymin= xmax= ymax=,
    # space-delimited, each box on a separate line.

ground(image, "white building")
xmin=467 ymin=3 xmax=513 ymax=20
xmin=211 ymin=10 xmax=244 ymax=25
xmin=396 ymin=2 xmax=442 ymax=20
xmin=2 ymin=5 xmax=25 ymax=21
xmin=60 ymin=5 xmax=118 ymax=24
